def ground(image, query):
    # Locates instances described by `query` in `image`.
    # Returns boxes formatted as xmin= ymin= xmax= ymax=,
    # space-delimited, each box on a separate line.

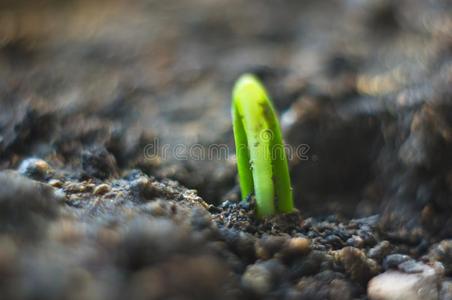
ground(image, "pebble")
xmin=278 ymin=237 xmax=311 ymax=263
xmin=428 ymin=240 xmax=452 ymax=275
xmin=64 ymin=182 xmax=89 ymax=193
xmin=241 ymin=263 xmax=273 ymax=294
xmin=130 ymin=176 xmax=159 ymax=200
xmin=241 ymin=260 xmax=285 ymax=295
xmin=398 ymin=260 xmax=426 ymax=274
xmin=325 ymin=234 xmax=344 ymax=249
xmin=294 ymin=271 xmax=352 ymax=300
xmin=48 ymin=179 xmax=63 ymax=188
xmin=94 ymin=184 xmax=111 ymax=195
xmin=295 ymin=277 xmax=329 ymax=299
xmin=130 ymin=176 xmax=150 ymax=192
xmin=346 ymin=235 xmax=364 ymax=248
xmin=368 ymin=241 xmax=392 ymax=261
xmin=220 ymin=228 xmax=256 ymax=261
xmin=383 ymin=254 xmax=412 ymax=270
xmin=289 ymin=251 xmax=330 ymax=279
xmin=368 ymin=263 xmax=440 ymax=300
xmin=356 ymin=229 xmax=377 ymax=246
xmin=285 ymin=237 xmax=311 ymax=256
xmin=81 ymin=146 xmax=118 ymax=179
xmin=255 ymin=235 xmax=287 ymax=260
xmin=18 ymin=158 xmax=52 ymax=180
xmin=122 ymin=169 xmax=146 ymax=181
xmin=336 ymin=247 xmax=379 ymax=284
xmin=329 ymin=278 xmax=353 ymax=300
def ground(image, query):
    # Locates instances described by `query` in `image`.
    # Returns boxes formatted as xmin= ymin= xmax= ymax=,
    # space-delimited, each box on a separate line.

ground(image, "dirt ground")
xmin=0 ymin=0 xmax=451 ymax=299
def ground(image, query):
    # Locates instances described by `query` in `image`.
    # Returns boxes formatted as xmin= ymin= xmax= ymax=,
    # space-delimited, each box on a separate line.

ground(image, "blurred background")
xmin=0 ymin=0 xmax=451 ymax=219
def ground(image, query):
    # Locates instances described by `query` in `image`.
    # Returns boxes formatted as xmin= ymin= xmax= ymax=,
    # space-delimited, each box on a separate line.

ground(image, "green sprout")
xmin=231 ymin=74 xmax=294 ymax=218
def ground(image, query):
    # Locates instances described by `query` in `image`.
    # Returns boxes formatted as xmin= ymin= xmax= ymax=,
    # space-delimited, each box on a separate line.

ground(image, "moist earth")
xmin=0 ymin=0 xmax=451 ymax=299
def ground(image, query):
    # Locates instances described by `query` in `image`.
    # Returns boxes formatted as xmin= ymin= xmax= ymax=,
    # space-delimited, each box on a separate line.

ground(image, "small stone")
xmin=94 ymin=184 xmax=111 ymax=195
xmin=81 ymin=146 xmax=118 ymax=179
xmin=64 ymin=182 xmax=88 ymax=193
xmin=242 ymin=263 xmax=272 ymax=294
xmin=294 ymin=271 xmax=350 ymax=299
xmin=18 ymin=158 xmax=52 ymax=180
xmin=287 ymin=237 xmax=311 ymax=254
xmin=329 ymin=278 xmax=353 ymax=300
xmin=143 ymin=200 xmax=167 ymax=217
xmin=398 ymin=260 xmax=426 ymax=274
xmin=131 ymin=176 xmax=150 ymax=191
xmin=289 ymin=251 xmax=330 ymax=279
xmin=368 ymin=264 xmax=440 ymax=300
xmin=84 ymin=183 xmax=95 ymax=192
xmin=356 ymin=229 xmax=377 ymax=247
xmin=241 ymin=260 xmax=285 ymax=295
xmin=35 ymin=160 xmax=50 ymax=171
xmin=103 ymin=192 xmax=117 ymax=199
xmin=280 ymin=237 xmax=311 ymax=261
xmin=336 ymin=247 xmax=379 ymax=284
xmin=130 ymin=176 xmax=159 ymax=200
xmin=220 ymin=200 xmax=232 ymax=209
xmin=207 ymin=205 xmax=221 ymax=213
xmin=428 ymin=240 xmax=452 ymax=275
xmin=383 ymin=254 xmax=412 ymax=270
xmin=368 ymin=241 xmax=392 ymax=261
xmin=48 ymin=179 xmax=63 ymax=188
xmin=295 ymin=277 xmax=327 ymax=299
xmin=347 ymin=235 xmax=365 ymax=248
xmin=219 ymin=229 xmax=255 ymax=261
xmin=69 ymin=194 xmax=81 ymax=202
xmin=255 ymin=235 xmax=287 ymax=260
xmin=325 ymin=234 xmax=344 ymax=249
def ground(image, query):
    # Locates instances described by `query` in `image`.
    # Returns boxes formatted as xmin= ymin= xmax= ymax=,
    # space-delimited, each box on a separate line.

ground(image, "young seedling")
xmin=232 ymin=74 xmax=294 ymax=218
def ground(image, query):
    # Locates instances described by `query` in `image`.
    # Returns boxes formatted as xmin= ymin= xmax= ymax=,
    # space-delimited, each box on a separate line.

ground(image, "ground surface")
xmin=0 ymin=0 xmax=451 ymax=299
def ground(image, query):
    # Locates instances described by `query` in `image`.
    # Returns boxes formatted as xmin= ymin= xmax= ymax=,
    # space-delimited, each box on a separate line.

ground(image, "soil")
xmin=0 ymin=0 xmax=451 ymax=299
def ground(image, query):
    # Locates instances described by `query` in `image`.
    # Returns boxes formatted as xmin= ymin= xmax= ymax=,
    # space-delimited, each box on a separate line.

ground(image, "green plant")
xmin=231 ymin=74 xmax=294 ymax=218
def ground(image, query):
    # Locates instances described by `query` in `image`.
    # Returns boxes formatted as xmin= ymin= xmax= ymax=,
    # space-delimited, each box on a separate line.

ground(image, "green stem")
xmin=232 ymin=74 xmax=294 ymax=217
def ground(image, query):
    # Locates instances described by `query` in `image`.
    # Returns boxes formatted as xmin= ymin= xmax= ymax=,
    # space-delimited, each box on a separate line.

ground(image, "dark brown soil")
xmin=0 ymin=0 xmax=451 ymax=299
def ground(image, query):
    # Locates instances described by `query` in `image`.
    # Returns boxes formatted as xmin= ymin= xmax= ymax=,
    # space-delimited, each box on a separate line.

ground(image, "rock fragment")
xmin=93 ymin=183 xmax=111 ymax=195
xmin=429 ymin=240 xmax=452 ymax=275
xmin=383 ymin=254 xmax=412 ymax=270
xmin=336 ymin=247 xmax=379 ymax=284
xmin=18 ymin=158 xmax=53 ymax=181
xmin=241 ymin=260 xmax=285 ymax=295
xmin=368 ymin=263 xmax=440 ymax=300
xmin=81 ymin=146 xmax=118 ymax=179
xmin=368 ymin=241 xmax=392 ymax=262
